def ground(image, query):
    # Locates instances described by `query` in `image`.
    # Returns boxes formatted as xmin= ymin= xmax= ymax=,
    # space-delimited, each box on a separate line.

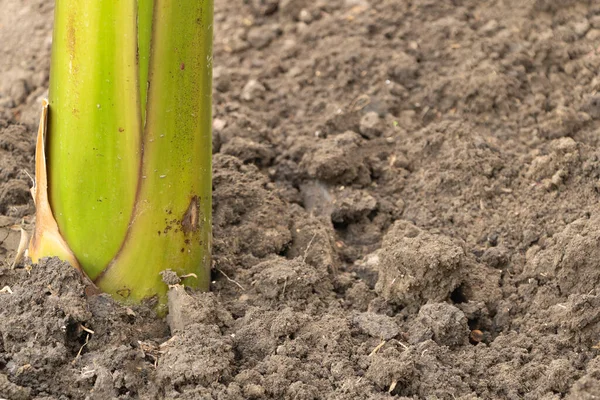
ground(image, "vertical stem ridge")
xmin=137 ymin=0 xmax=153 ymax=126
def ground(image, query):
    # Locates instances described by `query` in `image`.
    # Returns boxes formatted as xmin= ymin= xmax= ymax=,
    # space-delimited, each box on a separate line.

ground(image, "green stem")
xmin=48 ymin=0 xmax=141 ymax=279
xmin=38 ymin=0 xmax=213 ymax=307
xmin=95 ymin=0 xmax=213 ymax=306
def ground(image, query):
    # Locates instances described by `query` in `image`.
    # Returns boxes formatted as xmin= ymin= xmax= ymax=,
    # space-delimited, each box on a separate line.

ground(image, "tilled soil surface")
xmin=2 ymin=0 xmax=600 ymax=399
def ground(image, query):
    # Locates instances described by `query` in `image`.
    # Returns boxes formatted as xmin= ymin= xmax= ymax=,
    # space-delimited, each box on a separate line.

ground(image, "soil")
xmin=2 ymin=0 xmax=600 ymax=398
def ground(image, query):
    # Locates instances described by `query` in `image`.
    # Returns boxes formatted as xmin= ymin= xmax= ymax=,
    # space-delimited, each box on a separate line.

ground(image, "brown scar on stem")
xmin=181 ymin=195 xmax=199 ymax=234
xmin=116 ymin=288 xmax=131 ymax=299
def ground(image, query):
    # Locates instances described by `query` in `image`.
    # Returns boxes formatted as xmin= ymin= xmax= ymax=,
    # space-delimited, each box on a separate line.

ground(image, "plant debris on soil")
xmin=2 ymin=0 xmax=600 ymax=399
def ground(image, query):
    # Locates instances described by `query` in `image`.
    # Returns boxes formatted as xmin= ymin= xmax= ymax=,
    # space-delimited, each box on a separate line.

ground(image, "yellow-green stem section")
xmin=49 ymin=1 xmax=141 ymax=279
xmin=46 ymin=0 xmax=213 ymax=306
xmin=95 ymin=0 xmax=213 ymax=307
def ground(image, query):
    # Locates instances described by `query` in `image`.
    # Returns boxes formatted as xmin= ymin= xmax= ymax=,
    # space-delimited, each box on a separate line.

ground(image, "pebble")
xmin=248 ymin=0 xmax=279 ymax=16
xmin=247 ymin=26 xmax=276 ymax=49
xmin=395 ymin=198 xmax=405 ymax=213
xmin=43 ymin=34 xmax=53 ymax=51
xmin=388 ymin=52 xmax=418 ymax=86
xmin=586 ymin=29 xmax=600 ymax=41
xmin=287 ymin=66 xmax=303 ymax=78
xmin=241 ymin=79 xmax=266 ymax=101
xmin=479 ymin=19 xmax=499 ymax=36
xmin=214 ymin=67 xmax=231 ymax=93
xmin=213 ymin=118 xmax=227 ymax=132
xmin=225 ymin=36 xmax=250 ymax=54
xmin=590 ymin=15 xmax=600 ymax=29
xmin=281 ymin=38 xmax=297 ymax=53
xmin=9 ymin=79 xmax=29 ymax=105
xmin=572 ymin=19 xmax=590 ymax=37
xmin=359 ymin=111 xmax=383 ymax=139
xmin=299 ymin=9 xmax=313 ymax=24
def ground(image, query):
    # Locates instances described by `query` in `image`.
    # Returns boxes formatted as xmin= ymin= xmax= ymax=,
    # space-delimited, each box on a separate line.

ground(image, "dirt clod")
xmin=353 ymin=312 xmax=399 ymax=340
xmin=408 ymin=303 xmax=470 ymax=348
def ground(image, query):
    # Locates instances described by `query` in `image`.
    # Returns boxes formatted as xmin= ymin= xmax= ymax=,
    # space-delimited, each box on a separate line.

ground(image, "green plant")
xmin=29 ymin=0 xmax=213 ymax=309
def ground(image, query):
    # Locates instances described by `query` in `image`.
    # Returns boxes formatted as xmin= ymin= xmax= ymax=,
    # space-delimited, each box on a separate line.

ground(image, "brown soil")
xmin=2 ymin=0 xmax=600 ymax=398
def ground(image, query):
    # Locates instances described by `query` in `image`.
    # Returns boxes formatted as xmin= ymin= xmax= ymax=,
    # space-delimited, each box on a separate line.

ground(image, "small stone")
xmin=586 ymin=29 xmax=600 ymax=41
xmin=395 ymin=198 xmax=405 ymax=213
xmin=388 ymin=52 xmax=418 ymax=86
xmin=359 ymin=111 xmax=383 ymax=138
xmin=299 ymin=9 xmax=313 ymax=24
xmin=248 ymin=0 xmax=279 ymax=16
xmin=479 ymin=19 xmax=499 ymax=36
xmin=214 ymin=67 xmax=231 ymax=92
xmin=224 ymin=36 xmax=250 ymax=53
xmin=247 ymin=26 xmax=276 ymax=49
xmin=44 ymin=34 xmax=53 ymax=51
xmin=281 ymin=38 xmax=297 ymax=52
xmin=563 ymin=62 xmax=576 ymax=77
xmin=573 ymin=19 xmax=590 ymax=37
xmin=296 ymin=21 xmax=310 ymax=33
xmin=470 ymin=329 xmax=484 ymax=343
xmin=551 ymin=169 xmax=567 ymax=186
xmin=288 ymin=66 xmax=303 ymax=78
xmin=487 ymin=232 xmax=499 ymax=247
xmin=213 ymin=118 xmax=227 ymax=132
xmin=241 ymin=79 xmax=266 ymax=101
xmin=8 ymin=79 xmax=29 ymax=105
